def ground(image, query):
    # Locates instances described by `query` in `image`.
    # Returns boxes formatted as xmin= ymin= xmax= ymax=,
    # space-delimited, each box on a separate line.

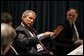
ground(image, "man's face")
xmin=67 ymin=9 xmax=78 ymax=23
xmin=22 ymin=12 xmax=36 ymax=27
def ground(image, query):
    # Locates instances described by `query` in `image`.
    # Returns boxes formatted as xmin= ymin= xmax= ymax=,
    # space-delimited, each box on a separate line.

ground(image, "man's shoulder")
xmin=16 ymin=25 xmax=26 ymax=31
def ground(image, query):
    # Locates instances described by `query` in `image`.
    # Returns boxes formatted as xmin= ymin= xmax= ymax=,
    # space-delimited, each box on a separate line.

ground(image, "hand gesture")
xmin=53 ymin=25 xmax=64 ymax=37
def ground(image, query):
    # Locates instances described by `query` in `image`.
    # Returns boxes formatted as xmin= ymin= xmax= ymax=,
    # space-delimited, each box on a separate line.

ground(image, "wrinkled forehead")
xmin=28 ymin=12 xmax=36 ymax=17
xmin=67 ymin=9 xmax=77 ymax=15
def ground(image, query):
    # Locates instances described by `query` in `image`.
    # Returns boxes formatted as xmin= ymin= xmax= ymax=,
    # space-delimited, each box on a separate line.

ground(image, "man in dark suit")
xmin=13 ymin=10 xmax=63 ymax=55
xmin=52 ymin=8 xmax=83 ymax=55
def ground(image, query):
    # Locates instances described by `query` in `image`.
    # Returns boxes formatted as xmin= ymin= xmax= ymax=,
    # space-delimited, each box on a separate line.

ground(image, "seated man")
xmin=13 ymin=10 xmax=63 ymax=55
xmin=1 ymin=23 xmax=16 ymax=55
xmin=52 ymin=8 xmax=83 ymax=55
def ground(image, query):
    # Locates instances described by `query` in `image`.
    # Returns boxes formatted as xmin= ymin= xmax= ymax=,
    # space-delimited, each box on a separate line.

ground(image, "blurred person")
xmin=1 ymin=23 xmax=16 ymax=55
xmin=52 ymin=8 xmax=83 ymax=55
xmin=1 ymin=12 xmax=13 ymax=25
xmin=1 ymin=12 xmax=18 ymax=55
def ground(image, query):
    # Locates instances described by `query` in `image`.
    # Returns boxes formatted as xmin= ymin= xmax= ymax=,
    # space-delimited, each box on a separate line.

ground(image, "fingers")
xmin=44 ymin=25 xmax=64 ymax=37
xmin=74 ymin=39 xmax=83 ymax=45
xmin=53 ymin=25 xmax=64 ymax=32
xmin=53 ymin=25 xmax=64 ymax=37
xmin=54 ymin=25 xmax=64 ymax=33
xmin=56 ymin=25 xmax=63 ymax=29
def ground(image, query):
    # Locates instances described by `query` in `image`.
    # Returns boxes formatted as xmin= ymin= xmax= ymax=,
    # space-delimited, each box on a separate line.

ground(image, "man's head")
xmin=21 ymin=10 xmax=36 ymax=27
xmin=67 ymin=8 xmax=78 ymax=23
xmin=1 ymin=23 xmax=16 ymax=55
xmin=1 ymin=12 xmax=13 ymax=25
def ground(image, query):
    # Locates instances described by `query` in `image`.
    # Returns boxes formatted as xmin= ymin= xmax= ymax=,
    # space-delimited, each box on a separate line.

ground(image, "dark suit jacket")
xmin=52 ymin=20 xmax=83 ymax=55
xmin=13 ymin=24 xmax=39 ymax=55
xmin=13 ymin=24 xmax=49 ymax=55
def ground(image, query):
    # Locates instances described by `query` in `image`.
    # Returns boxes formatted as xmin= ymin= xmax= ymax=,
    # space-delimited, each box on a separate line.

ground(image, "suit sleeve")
xmin=13 ymin=32 xmax=39 ymax=49
xmin=76 ymin=23 xmax=83 ymax=39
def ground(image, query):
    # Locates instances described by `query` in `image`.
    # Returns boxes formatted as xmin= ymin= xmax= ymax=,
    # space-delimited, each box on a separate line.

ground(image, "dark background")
xmin=1 ymin=1 xmax=83 ymax=34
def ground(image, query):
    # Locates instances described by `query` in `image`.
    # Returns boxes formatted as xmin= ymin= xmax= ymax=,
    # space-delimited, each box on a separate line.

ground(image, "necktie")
xmin=30 ymin=31 xmax=49 ymax=53
xmin=71 ymin=23 xmax=79 ymax=42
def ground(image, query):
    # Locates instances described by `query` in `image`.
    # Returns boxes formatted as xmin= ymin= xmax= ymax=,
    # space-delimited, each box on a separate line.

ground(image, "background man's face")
xmin=22 ymin=12 xmax=36 ymax=27
xmin=67 ymin=9 xmax=78 ymax=23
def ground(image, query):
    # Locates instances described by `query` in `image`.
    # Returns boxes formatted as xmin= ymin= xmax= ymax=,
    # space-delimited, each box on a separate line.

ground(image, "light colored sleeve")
xmin=37 ymin=33 xmax=44 ymax=40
